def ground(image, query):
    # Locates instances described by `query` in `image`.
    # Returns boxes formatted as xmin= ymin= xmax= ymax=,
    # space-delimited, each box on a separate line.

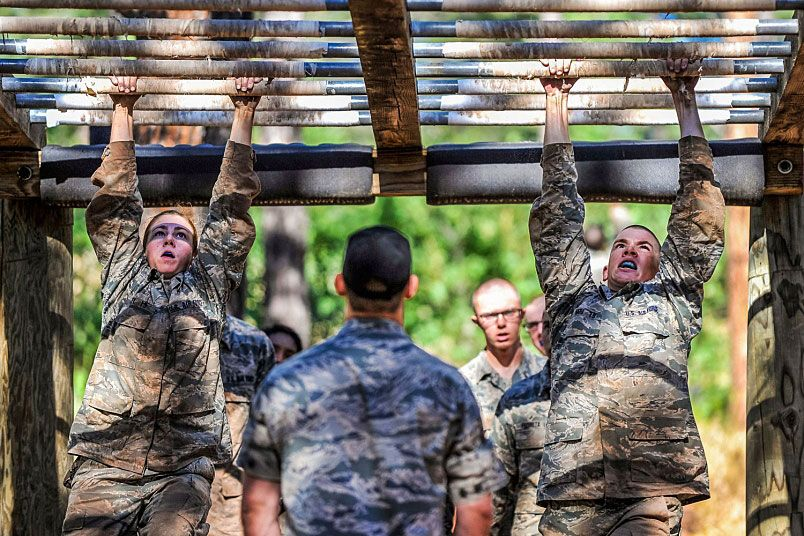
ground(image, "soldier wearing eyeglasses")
xmin=523 ymin=296 xmax=548 ymax=357
xmin=460 ymin=278 xmax=546 ymax=434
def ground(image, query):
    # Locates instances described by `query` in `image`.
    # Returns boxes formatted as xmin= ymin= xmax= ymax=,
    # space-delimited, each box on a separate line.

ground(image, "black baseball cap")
xmin=342 ymin=226 xmax=412 ymax=300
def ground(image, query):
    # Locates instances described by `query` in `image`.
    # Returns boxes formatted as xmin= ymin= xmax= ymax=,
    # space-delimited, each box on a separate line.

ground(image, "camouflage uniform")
xmin=529 ymin=137 xmax=724 ymax=534
xmin=460 ymin=348 xmax=545 ymax=433
xmin=63 ymin=140 xmax=260 ymax=535
xmin=490 ymin=364 xmax=551 ymax=536
xmin=207 ymin=315 xmax=275 ymax=536
xmin=237 ymin=317 xmax=504 ymax=536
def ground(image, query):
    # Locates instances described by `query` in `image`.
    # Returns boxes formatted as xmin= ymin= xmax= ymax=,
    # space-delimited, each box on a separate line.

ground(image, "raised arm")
xmin=660 ymin=60 xmax=726 ymax=325
xmin=528 ymin=60 xmax=594 ymax=325
xmin=196 ymin=77 xmax=263 ymax=301
xmin=85 ymin=76 xmax=144 ymax=283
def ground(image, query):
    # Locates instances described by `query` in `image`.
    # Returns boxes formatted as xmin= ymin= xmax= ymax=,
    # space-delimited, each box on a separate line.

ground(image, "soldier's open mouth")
xmin=619 ymin=260 xmax=637 ymax=270
xmin=162 ymin=251 xmax=175 ymax=258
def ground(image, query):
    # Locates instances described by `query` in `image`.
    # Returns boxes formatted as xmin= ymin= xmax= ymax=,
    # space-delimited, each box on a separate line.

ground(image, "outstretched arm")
xmin=529 ymin=60 xmax=593 ymax=327
xmin=660 ymin=60 xmax=725 ymax=332
xmin=86 ymin=76 xmax=144 ymax=282
xmin=196 ymin=77 xmax=263 ymax=302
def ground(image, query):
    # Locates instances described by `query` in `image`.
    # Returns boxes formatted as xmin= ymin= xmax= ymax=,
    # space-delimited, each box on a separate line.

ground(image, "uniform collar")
xmin=475 ymin=347 xmax=543 ymax=386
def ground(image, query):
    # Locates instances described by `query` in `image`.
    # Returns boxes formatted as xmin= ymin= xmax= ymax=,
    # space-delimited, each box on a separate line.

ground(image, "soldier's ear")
xmin=403 ymin=274 xmax=419 ymax=300
xmin=334 ymin=273 xmax=348 ymax=296
xmin=602 ymin=265 xmax=608 ymax=282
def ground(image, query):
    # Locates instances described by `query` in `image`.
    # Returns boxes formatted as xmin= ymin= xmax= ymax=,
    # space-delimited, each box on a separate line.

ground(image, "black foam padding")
xmin=426 ymin=139 xmax=764 ymax=206
xmin=40 ymin=143 xmax=375 ymax=207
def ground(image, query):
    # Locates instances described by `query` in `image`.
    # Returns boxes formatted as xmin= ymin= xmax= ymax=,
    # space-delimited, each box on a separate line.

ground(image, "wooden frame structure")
xmin=1 ymin=1 xmax=804 ymax=534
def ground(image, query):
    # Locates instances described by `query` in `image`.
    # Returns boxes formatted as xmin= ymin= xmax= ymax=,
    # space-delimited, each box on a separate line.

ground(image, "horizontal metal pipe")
xmin=2 ymin=76 xmax=778 ymax=95
xmin=0 ymin=58 xmax=356 ymax=77
xmin=419 ymin=0 xmax=802 ymax=11
xmin=4 ymin=0 xmax=804 ymax=11
xmin=0 ymin=17 xmax=354 ymax=38
xmin=414 ymin=19 xmax=799 ymax=38
xmin=0 ymin=17 xmax=795 ymax=39
xmin=415 ymin=59 xmax=785 ymax=77
xmin=32 ymin=109 xmax=373 ymax=126
xmin=419 ymin=109 xmax=765 ymax=125
xmin=16 ymin=92 xmax=770 ymax=111
xmin=453 ymin=76 xmax=779 ymax=94
xmin=2 ymin=58 xmax=783 ymax=78
xmin=31 ymin=108 xmax=763 ymax=126
xmin=422 ymin=41 xmax=791 ymax=59
xmin=1 ymin=38 xmax=790 ymax=60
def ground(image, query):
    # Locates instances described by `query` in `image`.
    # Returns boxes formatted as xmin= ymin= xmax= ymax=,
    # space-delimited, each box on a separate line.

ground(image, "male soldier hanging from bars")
xmin=530 ymin=58 xmax=723 ymax=535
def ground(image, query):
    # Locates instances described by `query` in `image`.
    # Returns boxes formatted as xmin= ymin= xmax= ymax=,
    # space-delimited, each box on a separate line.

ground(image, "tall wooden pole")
xmin=0 ymin=202 xmax=73 ymax=535
xmin=747 ymin=191 xmax=804 ymax=535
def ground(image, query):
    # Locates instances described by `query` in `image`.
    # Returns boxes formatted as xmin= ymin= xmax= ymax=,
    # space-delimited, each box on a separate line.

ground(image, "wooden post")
xmin=0 ymin=201 xmax=73 ymax=535
xmin=747 ymin=191 xmax=804 ymax=535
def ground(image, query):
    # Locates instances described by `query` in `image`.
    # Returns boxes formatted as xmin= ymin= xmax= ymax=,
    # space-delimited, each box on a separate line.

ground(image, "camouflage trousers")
xmin=62 ymin=457 xmax=215 ymax=536
xmin=207 ymin=466 xmax=243 ymax=536
xmin=539 ymin=497 xmax=683 ymax=536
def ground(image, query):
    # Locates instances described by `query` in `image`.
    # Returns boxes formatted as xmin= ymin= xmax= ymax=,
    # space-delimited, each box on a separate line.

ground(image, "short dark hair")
xmin=263 ymin=324 xmax=303 ymax=353
xmin=617 ymin=224 xmax=661 ymax=249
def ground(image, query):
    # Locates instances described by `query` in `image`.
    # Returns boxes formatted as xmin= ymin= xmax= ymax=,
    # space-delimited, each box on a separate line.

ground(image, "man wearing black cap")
xmin=237 ymin=225 xmax=503 ymax=536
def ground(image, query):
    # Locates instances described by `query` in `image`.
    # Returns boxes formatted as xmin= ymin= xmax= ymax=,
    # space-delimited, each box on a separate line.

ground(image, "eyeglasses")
xmin=476 ymin=308 xmax=523 ymax=325
xmin=525 ymin=320 xmax=544 ymax=330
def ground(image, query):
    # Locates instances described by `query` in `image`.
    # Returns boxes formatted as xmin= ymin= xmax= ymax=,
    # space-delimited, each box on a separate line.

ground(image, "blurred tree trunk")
xmin=259 ymin=126 xmax=312 ymax=346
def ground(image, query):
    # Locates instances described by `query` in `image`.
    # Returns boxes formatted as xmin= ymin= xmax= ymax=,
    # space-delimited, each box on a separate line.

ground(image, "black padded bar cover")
xmin=426 ymin=139 xmax=764 ymax=206
xmin=40 ymin=143 xmax=375 ymax=207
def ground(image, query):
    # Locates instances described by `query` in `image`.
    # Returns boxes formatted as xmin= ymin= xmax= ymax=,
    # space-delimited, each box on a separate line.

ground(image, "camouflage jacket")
xmin=529 ymin=137 xmax=724 ymax=504
xmin=460 ymin=348 xmax=545 ymax=433
xmin=216 ymin=315 xmax=274 ymax=494
xmin=68 ymin=140 xmax=260 ymax=475
xmin=490 ymin=365 xmax=551 ymax=536
xmin=238 ymin=317 xmax=504 ymax=536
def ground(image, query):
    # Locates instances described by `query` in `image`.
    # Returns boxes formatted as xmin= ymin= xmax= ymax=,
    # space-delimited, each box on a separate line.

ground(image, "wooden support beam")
xmin=349 ymin=0 xmax=424 ymax=194
xmin=0 ymin=201 xmax=73 ymax=535
xmin=0 ymin=88 xmax=44 ymax=149
xmin=764 ymin=11 xmax=804 ymax=144
xmin=0 ymin=149 xmax=40 ymax=197
xmin=763 ymin=144 xmax=803 ymax=195
xmin=747 ymin=198 xmax=804 ymax=535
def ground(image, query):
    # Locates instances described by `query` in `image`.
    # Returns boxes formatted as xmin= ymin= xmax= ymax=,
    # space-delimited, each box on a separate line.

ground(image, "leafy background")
xmin=9 ymin=5 xmax=773 ymax=532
